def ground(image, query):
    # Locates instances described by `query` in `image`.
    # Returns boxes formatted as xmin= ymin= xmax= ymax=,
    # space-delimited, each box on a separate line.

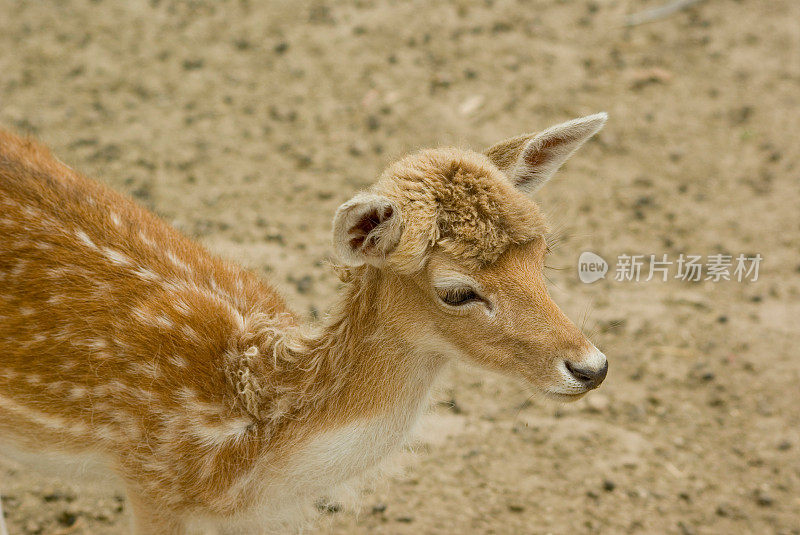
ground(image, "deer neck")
xmin=251 ymin=269 xmax=448 ymax=491
xmin=279 ymin=267 xmax=448 ymax=435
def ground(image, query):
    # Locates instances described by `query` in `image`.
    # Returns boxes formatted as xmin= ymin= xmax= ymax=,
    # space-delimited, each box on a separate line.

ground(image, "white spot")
xmin=19 ymin=307 xmax=35 ymax=316
xmin=94 ymin=424 xmax=120 ymax=442
xmin=75 ymin=229 xmax=97 ymax=250
xmin=166 ymin=249 xmax=191 ymax=273
xmin=109 ymin=211 xmax=122 ymax=227
xmin=93 ymin=350 xmax=112 ymax=360
xmin=155 ymin=315 xmax=175 ymax=329
xmin=1 ymin=368 xmax=19 ymax=380
xmin=128 ymin=361 xmax=160 ymax=378
xmin=169 ymin=355 xmax=188 ymax=368
xmin=180 ymin=325 xmax=200 ymax=343
xmin=10 ymin=260 xmax=28 ymax=278
xmin=45 ymin=381 xmax=67 ymax=393
xmin=164 ymin=413 xmax=253 ymax=449
xmin=88 ymin=339 xmax=108 ymax=350
xmin=68 ymin=386 xmax=88 ymax=400
xmin=172 ymin=298 xmax=191 ymax=316
xmin=22 ymin=206 xmax=40 ymax=218
xmin=93 ymin=381 xmax=128 ymax=396
xmin=48 ymin=267 xmax=69 ymax=279
xmin=138 ymin=230 xmax=157 ymax=249
xmin=131 ymin=307 xmax=169 ymax=328
xmin=129 ymin=387 xmax=157 ymax=402
xmin=131 ymin=307 xmax=149 ymax=323
xmin=133 ymin=266 xmax=161 ymax=282
xmin=103 ymin=247 xmax=132 ymax=266
xmin=0 ymin=393 xmax=89 ymax=436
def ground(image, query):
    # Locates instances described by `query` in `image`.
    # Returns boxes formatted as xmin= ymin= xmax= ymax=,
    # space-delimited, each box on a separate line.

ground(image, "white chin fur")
xmin=551 ymin=359 xmax=588 ymax=395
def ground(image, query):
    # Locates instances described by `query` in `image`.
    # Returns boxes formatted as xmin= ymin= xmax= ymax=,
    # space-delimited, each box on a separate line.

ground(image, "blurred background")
xmin=0 ymin=0 xmax=798 ymax=533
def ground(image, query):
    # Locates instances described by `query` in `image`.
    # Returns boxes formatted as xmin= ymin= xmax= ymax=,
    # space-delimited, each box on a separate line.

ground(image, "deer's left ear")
xmin=332 ymin=192 xmax=403 ymax=267
xmin=485 ymin=112 xmax=607 ymax=193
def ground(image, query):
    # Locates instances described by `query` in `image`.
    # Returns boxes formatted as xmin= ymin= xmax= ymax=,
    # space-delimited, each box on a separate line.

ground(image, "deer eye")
xmin=437 ymin=287 xmax=480 ymax=307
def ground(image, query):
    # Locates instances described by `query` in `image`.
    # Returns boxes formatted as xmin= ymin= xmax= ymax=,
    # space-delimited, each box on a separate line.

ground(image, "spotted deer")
xmin=0 ymin=113 xmax=608 ymax=534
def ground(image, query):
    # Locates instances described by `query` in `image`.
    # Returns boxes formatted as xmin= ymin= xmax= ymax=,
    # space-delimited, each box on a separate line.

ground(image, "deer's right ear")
xmin=332 ymin=193 xmax=402 ymax=267
xmin=485 ymin=113 xmax=607 ymax=193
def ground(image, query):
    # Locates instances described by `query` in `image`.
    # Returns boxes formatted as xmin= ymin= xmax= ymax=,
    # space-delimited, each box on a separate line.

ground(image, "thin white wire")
xmin=625 ymin=0 xmax=704 ymax=26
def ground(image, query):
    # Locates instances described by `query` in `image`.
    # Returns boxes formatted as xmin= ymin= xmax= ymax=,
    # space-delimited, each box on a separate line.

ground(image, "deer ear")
xmin=332 ymin=193 xmax=402 ymax=267
xmin=485 ymin=112 xmax=607 ymax=193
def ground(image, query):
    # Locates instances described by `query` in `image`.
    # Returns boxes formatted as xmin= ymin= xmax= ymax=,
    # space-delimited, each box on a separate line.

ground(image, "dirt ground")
xmin=1 ymin=0 xmax=799 ymax=533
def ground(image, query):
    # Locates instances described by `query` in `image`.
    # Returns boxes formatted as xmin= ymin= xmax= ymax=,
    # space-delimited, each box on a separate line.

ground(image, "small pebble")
xmin=754 ymin=489 xmax=773 ymax=507
xmin=290 ymin=274 xmax=313 ymax=294
xmin=371 ymin=503 xmax=387 ymax=514
xmin=57 ymin=510 xmax=78 ymax=527
xmin=715 ymin=502 xmax=734 ymax=517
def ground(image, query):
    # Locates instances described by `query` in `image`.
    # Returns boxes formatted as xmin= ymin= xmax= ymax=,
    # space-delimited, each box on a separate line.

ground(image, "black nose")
xmin=565 ymin=360 xmax=608 ymax=389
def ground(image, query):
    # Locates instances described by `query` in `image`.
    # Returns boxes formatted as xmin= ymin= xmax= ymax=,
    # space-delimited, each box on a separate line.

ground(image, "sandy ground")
xmin=1 ymin=0 xmax=799 ymax=533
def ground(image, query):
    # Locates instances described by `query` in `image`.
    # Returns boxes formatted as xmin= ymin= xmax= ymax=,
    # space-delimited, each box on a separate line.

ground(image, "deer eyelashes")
xmin=436 ymin=286 xmax=480 ymax=307
xmin=432 ymin=273 xmax=487 ymax=312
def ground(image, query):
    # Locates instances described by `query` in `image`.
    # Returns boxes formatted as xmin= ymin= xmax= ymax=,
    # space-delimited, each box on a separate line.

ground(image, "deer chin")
xmin=544 ymin=390 xmax=588 ymax=403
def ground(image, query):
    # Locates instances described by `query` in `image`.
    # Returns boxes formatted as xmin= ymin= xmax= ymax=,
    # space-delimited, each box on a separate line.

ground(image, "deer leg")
xmin=0 ymin=491 xmax=8 ymax=535
xmin=127 ymin=491 xmax=187 ymax=535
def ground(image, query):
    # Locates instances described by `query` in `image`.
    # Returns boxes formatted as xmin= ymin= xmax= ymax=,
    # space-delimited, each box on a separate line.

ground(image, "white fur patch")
xmin=75 ymin=229 xmax=97 ymax=250
xmin=133 ymin=266 xmax=161 ymax=282
xmin=102 ymin=247 xmax=132 ymax=266
xmin=0 ymin=393 xmax=89 ymax=436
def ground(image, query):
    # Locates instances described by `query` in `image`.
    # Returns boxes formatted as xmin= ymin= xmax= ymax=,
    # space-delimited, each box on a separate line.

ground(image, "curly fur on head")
xmin=373 ymin=148 xmax=547 ymax=272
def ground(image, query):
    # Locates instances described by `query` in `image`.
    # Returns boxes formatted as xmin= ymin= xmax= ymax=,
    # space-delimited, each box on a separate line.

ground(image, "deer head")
xmin=333 ymin=113 xmax=608 ymax=400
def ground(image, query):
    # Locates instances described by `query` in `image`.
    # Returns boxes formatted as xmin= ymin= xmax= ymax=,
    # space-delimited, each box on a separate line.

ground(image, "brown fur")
xmin=373 ymin=148 xmax=547 ymax=270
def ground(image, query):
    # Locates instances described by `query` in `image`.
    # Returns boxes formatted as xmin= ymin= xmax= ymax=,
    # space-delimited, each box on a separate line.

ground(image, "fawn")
xmin=0 ymin=113 xmax=608 ymax=533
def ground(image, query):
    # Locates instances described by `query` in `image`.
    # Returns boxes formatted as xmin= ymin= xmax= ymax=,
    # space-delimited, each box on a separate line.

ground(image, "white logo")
xmin=578 ymin=252 xmax=608 ymax=284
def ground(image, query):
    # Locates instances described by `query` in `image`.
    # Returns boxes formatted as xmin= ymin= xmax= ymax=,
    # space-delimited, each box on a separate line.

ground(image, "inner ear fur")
xmin=485 ymin=112 xmax=607 ymax=193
